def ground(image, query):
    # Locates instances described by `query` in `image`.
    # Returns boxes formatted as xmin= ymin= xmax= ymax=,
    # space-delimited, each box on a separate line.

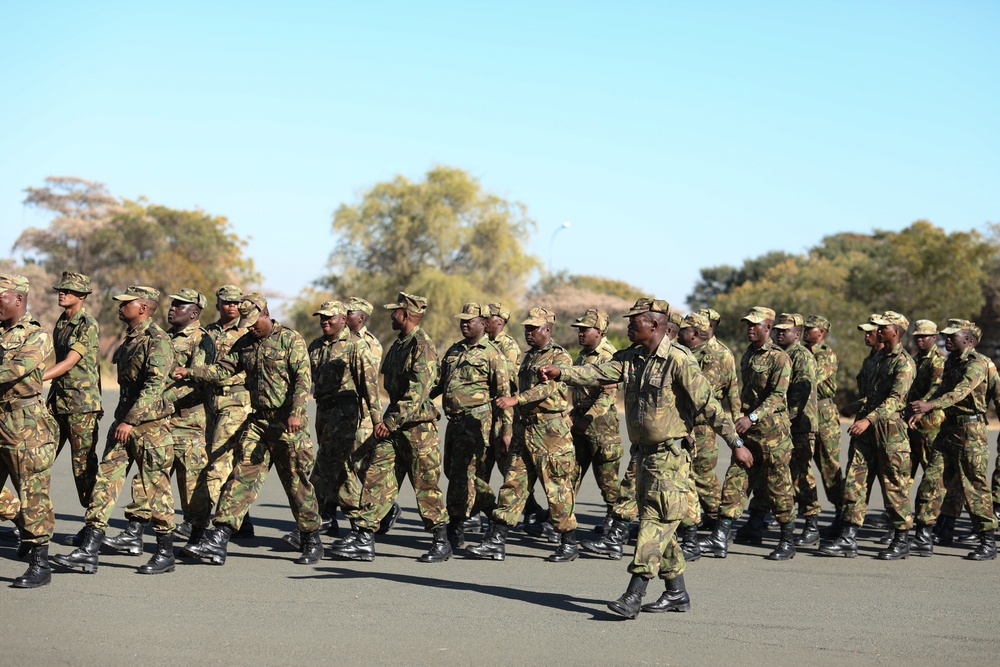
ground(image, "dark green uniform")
xmin=570 ymin=337 xmax=623 ymax=507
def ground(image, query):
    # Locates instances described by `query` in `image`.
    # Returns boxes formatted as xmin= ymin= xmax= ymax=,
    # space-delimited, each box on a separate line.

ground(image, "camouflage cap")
xmin=113 ymin=285 xmax=160 ymax=302
xmin=0 ymin=274 xmax=30 ymax=294
xmin=313 ymin=300 xmax=347 ymax=317
xmin=455 ymin=303 xmax=488 ymax=320
xmin=773 ymin=313 xmax=805 ymax=330
xmin=52 ymin=271 xmax=92 ymax=294
xmin=168 ymin=288 xmax=207 ymax=310
xmin=383 ymin=292 xmax=428 ymax=314
xmin=667 ymin=311 xmax=683 ymax=326
xmin=804 ymin=315 xmax=830 ymax=330
xmin=238 ymin=291 xmax=267 ymax=328
xmin=624 ymin=298 xmax=670 ymax=318
xmin=857 ymin=313 xmax=880 ymax=332
xmin=911 ymin=319 xmax=938 ymax=336
xmin=940 ymin=318 xmax=976 ymax=335
xmin=741 ymin=306 xmax=776 ymax=324
xmin=681 ymin=312 xmax=711 ymax=331
xmin=972 ymin=325 xmax=983 ymax=341
xmin=346 ymin=296 xmax=373 ymax=316
xmin=216 ymin=284 xmax=243 ymax=302
xmin=486 ymin=302 xmax=510 ymax=321
xmin=522 ymin=307 xmax=556 ymax=326
xmin=696 ymin=308 xmax=721 ymax=323
xmin=570 ymin=308 xmax=609 ymax=332
xmin=872 ymin=311 xmax=909 ymax=330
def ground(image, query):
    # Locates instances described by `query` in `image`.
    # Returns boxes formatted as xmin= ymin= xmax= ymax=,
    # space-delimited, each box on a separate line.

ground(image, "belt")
xmin=316 ymin=394 xmax=357 ymax=409
xmin=447 ymin=403 xmax=491 ymax=419
xmin=214 ymin=384 xmax=246 ymax=396
xmin=0 ymin=396 xmax=39 ymax=410
xmin=639 ymin=438 xmax=687 ymax=455
xmin=254 ymin=407 xmax=290 ymax=421
xmin=954 ymin=414 xmax=983 ymax=424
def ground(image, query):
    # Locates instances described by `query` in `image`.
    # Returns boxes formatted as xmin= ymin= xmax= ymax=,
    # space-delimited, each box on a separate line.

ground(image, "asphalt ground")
xmin=3 ymin=393 xmax=999 ymax=666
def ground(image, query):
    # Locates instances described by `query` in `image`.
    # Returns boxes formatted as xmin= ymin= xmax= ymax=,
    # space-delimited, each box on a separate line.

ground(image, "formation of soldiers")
xmin=2 ymin=272 xmax=999 ymax=621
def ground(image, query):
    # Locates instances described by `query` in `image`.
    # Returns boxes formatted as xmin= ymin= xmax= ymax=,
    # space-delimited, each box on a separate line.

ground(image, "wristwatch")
xmin=748 ymin=412 xmax=759 ymax=424
xmin=732 ymin=437 xmax=744 ymax=449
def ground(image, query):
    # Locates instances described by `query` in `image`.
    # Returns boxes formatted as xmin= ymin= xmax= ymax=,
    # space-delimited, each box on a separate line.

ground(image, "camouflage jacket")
xmin=707 ymin=336 xmax=741 ymax=418
xmin=0 ymin=312 xmax=52 ymax=404
xmin=490 ymin=331 xmax=522 ymax=395
xmin=308 ymin=328 xmax=382 ymax=425
xmin=783 ymin=340 xmax=818 ymax=434
xmin=196 ymin=319 xmax=249 ymax=389
xmin=927 ymin=347 xmax=989 ymax=418
xmin=687 ymin=340 xmax=737 ymax=424
xmin=359 ymin=326 xmax=383 ymax=365
xmin=515 ymin=342 xmax=572 ymax=416
xmin=985 ymin=356 xmax=1000 ymax=414
xmin=188 ymin=321 xmax=311 ymax=421
xmin=381 ymin=326 xmax=439 ymax=430
xmin=846 ymin=347 xmax=883 ymax=414
xmin=858 ymin=342 xmax=915 ymax=425
xmin=809 ymin=342 xmax=838 ymax=401
xmin=908 ymin=346 xmax=944 ymax=403
xmin=431 ymin=335 xmax=512 ymax=436
xmin=168 ymin=320 xmax=207 ymax=428
xmin=113 ymin=318 xmax=175 ymax=426
xmin=48 ymin=307 xmax=102 ymax=414
xmin=571 ymin=337 xmax=620 ymax=427
xmin=740 ymin=339 xmax=791 ymax=429
xmin=560 ymin=336 xmax=737 ymax=448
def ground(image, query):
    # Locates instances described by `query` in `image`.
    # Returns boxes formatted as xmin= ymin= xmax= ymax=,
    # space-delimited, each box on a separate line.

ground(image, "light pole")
xmin=548 ymin=221 xmax=571 ymax=276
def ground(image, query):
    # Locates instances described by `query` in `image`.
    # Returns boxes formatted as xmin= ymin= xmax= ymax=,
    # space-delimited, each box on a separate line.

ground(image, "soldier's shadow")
xmin=297 ymin=566 xmax=620 ymax=620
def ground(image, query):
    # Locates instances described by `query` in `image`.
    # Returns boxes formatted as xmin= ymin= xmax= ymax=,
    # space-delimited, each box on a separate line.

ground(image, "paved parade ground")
xmin=2 ymin=393 xmax=999 ymax=666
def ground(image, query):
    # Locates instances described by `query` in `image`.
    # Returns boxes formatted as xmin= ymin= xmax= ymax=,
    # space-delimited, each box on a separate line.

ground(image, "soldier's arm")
xmin=490 ymin=352 xmax=513 ymax=438
xmin=353 ymin=342 xmax=383 ymax=426
xmin=516 ymin=349 xmax=572 ymax=405
xmin=0 ymin=328 xmax=52 ymax=384
xmin=43 ymin=316 xmax=98 ymax=381
xmin=287 ymin=332 xmax=312 ymax=421
xmin=678 ymin=356 xmax=740 ymax=448
xmin=785 ymin=353 xmax=814 ymax=424
xmin=753 ymin=357 xmax=791 ymax=420
xmin=723 ymin=357 xmax=742 ymax=422
xmin=186 ymin=337 xmax=244 ymax=382
xmin=123 ymin=336 xmax=174 ymax=425
xmin=383 ymin=340 xmax=436 ymax=431
xmin=869 ymin=357 xmax=915 ymax=424
xmin=557 ymin=350 xmax=628 ymax=387
xmin=928 ymin=358 xmax=987 ymax=411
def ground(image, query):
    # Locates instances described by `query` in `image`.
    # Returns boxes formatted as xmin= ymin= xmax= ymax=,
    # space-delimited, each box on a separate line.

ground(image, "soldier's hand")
xmin=114 ymin=421 xmax=133 ymax=444
xmin=732 ymin=445 xmax=754 ymax=469
xmin=500 ymin=434 xmax=512 ymax=453
xmin=847 ymin=418 xmax=870 ymax=437
xmin=907 ymin=414 xmax=922 ymax=429
xmin=537 ymin=364 xmax=561 ymax=382
xmin=910 ymin=400 xmax=932 ymax=416
xmin=571 ymin=417 xmax=588 ymax=435
xmin=374 ymin=422 xmax=391 ymax=439
xmin=735 ymin=416 xmax=753 ymax=435
xmin=286 ymin=415 xmax=302 ymax=433
xmin=495 ymin=396 xmax=518 ymax=410
xmin=173 ymin=367 xmax=189 ymax=379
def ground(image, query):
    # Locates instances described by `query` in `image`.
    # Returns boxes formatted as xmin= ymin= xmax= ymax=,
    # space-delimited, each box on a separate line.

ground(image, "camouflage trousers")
xmin=124 ymin=421 xmax=207 ymax=523
xmin=352 ymin=435 xmax=398 ymax=530
xmin=310 ymin=399 xmax=361 ymax=515
xmin=493 ymin=413 xmax=578 ymax=532
xmin=52 ymin=410 xmax=100 ymax=508
xmin=789 ymin=432 xmax=823 ymax=517
xmin=689 ymin=424 xmax=720 ymax=521
xmin=214 ymin=415 xmax=320 ymax=532
xmin=389 ymin=421 xmax=449 ymax=531
xmin=719 ymin=420 xmax=796 ymax=524
xmin=628 ymin=444 xmax=689 ymax=581
xmin=841 ymin=418 xmax=913 ymax=530
xmin=338 ymin=415 xmax=376 ymax=523
xmin=479 ymin=411 xmax=512 ymax=487
xmin=909 ymin=410 xmax=943 ymax=478
xmin=190 ymin=397 xmax=253 ymax=526
xmin=813 ymin=398 xmax=844 ymax=507
xmin=444 ymin=405 xmax=496 ymax=521
xmin=611 ymin=444 xmax=639 ymax=522
xmin=0 ymin=400 xmax=55 ymax=545
xmin=571 ymin=417 xmax=623 ymax=507
xmin=915 ymin=418 xmax=997 ymax=531
xmin=87 ymin=418 xmax=176 ymax=534
xmin=0 ymin=483 xmax=20 ymax=521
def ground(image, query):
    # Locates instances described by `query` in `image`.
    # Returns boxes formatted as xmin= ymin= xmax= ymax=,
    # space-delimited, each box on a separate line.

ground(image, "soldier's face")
xmin=168 ymin=301 xmax=200 ymax=327
xmin=346 ymin=310 xmax=365 ymax=332
xmin=57 ymin=289 xmax=85 ymax=309
xmin=627 ymin=314 xmax=653 ymax=345
xmin=0 ymin=289 xmax=21 ymax=322
xmin=390 ymin=308 xmax=406 ymax=331
xmin=118 ymin=299 xmax=141 ymax=323
xmin=524 ymin=324 xmax=551 ymax=349
xmin=863 ymin=329 xmax=878 ymax=347
xmin=746 ymin=320 xmax=767 ymax=342
xmin=320 ymin=313 xmax=346 ymax=338
xmin=914 ymin=334 xmax=937 ymax=352
xmin=485 ymin=315 xmax=506 ymax=336
xmin=678 ymin=327 xmax=699 ymax=348
xmin=460 ymin=316 xmax=486 ymax=341
xmin=577 ymin=326 xmax=601 ymax=350
xmin=249 ymin=313 xmax=273 ymax=339
xmin=803 ymin=327 xmax=824 ymax=346
xmin=775 ymin=326 xmax=799 ymax=347
xmin=218 ymin=300 xmax=241 ymax=322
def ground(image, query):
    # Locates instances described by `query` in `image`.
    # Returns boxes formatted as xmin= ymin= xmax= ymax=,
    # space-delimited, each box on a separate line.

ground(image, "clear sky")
xmin=1 ymin=1 xmax=997 ymax=315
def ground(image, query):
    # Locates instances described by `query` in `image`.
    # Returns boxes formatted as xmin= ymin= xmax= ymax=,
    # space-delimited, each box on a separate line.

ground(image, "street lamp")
xmin=548 ymin=221 xmax=571 ymax=276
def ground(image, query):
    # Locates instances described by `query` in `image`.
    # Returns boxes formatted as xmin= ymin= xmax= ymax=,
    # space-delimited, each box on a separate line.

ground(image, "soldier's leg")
xmin=213 ymin=418 xmax=273 ymax=530
xmin=271 ymin=427 xmax=322 ymax=532
xmin=469 ymin=414 xmax=498 ymax=516
xmin=612 ymin=445 xmax=639 ymax=522
xmin=790 ymin=433 xmax=822 ymax=518
xmin=992 ymin=433 xmax=1000 ymax=511
xmin=528 ymin=415 xmax=577 ymax=533
xmin=0 ymin=401 xmax=56 ymax=545
xmin=764 ymin=429 xmax=796 ymax=526
xmin=571 ymin=429 xmax=594 ymax=494
xmin=589 ymin=424 xmax=624 ymax=507
xmin=690 ymin=425 xmax=720 ymax=522
xmin=629 ymin=448 xmax=688 ymax=580
xmin=85 ymin=430 xmax=135 ymax=531
xmin=956 ymin=421 xmax=998 ymax=532
xmin=492 ymin=423 xmax=540 ymax=527
xmin=171 ymin=426 xmax=207 ymax=516
xmin=717 ymin=438 xmax=764 ymax=521
xmin=135 ymin=420 xmax=176 ymax=534
xmin=338 ymin=421 xmax=373 ymax=523
xmin=813 ymin=400 xmax=844 ymax=507
xmin=203 ymin=403 xmax=251 ymax=511
xmin=353 ymin=436 xmax=399 ymax=531
xmin=839 ymin=433 xmax=877 ymax=527
xmin=914 ymin=429 xmax=948 ymax=526
xmin=0 ymin=483 xmax=20 ymax=522
xmin=400 ymin=422 xmax=448 ymax=530
xmin=56 ymin=411 xmax=100 ymax=508
xmin=876 ymin=423 xmax=913 ymax=530
xmin=309 ymin=405 xmax=340 ymax=515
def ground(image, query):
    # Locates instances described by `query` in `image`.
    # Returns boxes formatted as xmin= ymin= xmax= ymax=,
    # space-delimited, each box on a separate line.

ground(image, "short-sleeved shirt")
xmin=48 ymin=307 xmax=102 ymax=414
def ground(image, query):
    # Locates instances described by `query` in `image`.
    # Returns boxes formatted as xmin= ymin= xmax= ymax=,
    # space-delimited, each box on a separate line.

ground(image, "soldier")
xmin=802 ymin=316 xmax=843 ymax=524
xmin=0 ymin=274 xmax=57 ymax=588
xmin=772 ymin=314 xmax=822 ymax=547
xmin=467 ymin=307 xmax=580 ymax=562
xmin=908 ymin=320 xmax=945 ymax=482
xmin=176 ymin=292 xmax=323 ymax=566
xmin=910 ymin=319 xmax=997 ymax=560
xmin=700 ymin=306 xmax=797 ymax=561
xmin=53 ymin=286 xmax=178 ymax=576
xmin=429 ymin=303 xmax=512 ymax=550
xmin=346 ymin=296 xmax=383 ymax=364
xmin=568 ymin=309 xmax=623 ymax=535
xmin=696 ymin=308 xmax=742 ymax=460
xmin=539 ymin=298 xmax=751 ymax=618
xmin=283 ymin=300 xmax=382 ymax=549
xmin=42 ymin=271 xmax=102 ymax=511
xmin=332 ymin=292 xmax=451 ymax=563
xmin=819 ymin=311 xmax=915 ymax=560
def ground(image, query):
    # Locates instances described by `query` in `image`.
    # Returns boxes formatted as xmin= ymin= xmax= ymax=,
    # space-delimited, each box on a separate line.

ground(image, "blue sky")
xmin=1 ymin=1 xmax=997 ymax=315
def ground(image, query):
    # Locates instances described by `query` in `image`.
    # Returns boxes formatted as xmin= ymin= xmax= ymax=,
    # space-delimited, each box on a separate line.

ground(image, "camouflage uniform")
xmin=908 ymin=339 xmax=945 ymax=477
xmin=781 ymin=333 xmax=821 ymax=519
xmin=86 ymin=287 xmax=176 ymax=535
xmin=560 ymin=302 xmax=740 ymax=582
xmin=485 ymin=320 xmax=522 ymax=478
xmin=188 ymin=295 xmax=320 ymax=533
xmin=807 ymin=333 xmax=843 ymax=507
xmin=0 ymin=284 xmax=57 ymax=547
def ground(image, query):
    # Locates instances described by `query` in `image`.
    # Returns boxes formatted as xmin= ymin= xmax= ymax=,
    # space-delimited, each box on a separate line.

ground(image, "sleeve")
xmin=868 ymin=356 xmax=915 ymax=424
xmin=929 ymin=357 xmax=987 ymax=411
xmin=515 ymin=349 xmax=571 ymax=406
xmin=287 ymin=333 xmax=312 ymax=420
xmin=187 ymin=340 xmax=243 ymax=383
xmin=785 ymin=351 xmax=815 ymax=424
xmin=558 ymin=352 xmax=628 ymax=388
xmin=921 ymin=353 xmax=945 ymax=402
xmin=723 ymin=355 xmax=742 ymax=422
xmin=678 ymin=355 xmax=738 ymax=446
xmin=123 ymin=335 xmax=174 ymax=425
xmin=353 ymin=341 xmax=383 ymax=426
xmin=0 ymin=328 xmax=52 ymax=385
xmin=383 ymin=340 xmax=436 ymax=431
xmin=69 ymin=317 xmax=99 ymax=358
xmin=491 ymin=351 xmax=513 ymax=438
xmin=753 ymin=354 xmax=790 ymax=421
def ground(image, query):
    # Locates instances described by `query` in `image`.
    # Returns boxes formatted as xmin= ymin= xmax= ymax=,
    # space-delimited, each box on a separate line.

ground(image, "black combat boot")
xmin=419 ymin=526 xmax=453 ymax=563
xmin=184 ymin=524 xmax=232 ymax=565
xmin=965 ymin=531 xmax=997 ymax=561
xmin=955 ymin=528 xmax=980 ymax=545
xmin=877 ymin=528 xmax=909 ymax=560
xmin=332 ymin=520 xmax=359 ymax=547
xmin=330 ymin=528 xmax=375 ymax=561
xmin=594 ymin=508 xmax=614 ymax=535
xmin=817 ymin=523 xmax=858 ymax=557
xmin=547 ymin=530 xmax=579 ymax=563
xmin=933 ymin=515 xmax=956 ymax=546
xmin=376 ymin=502 xmax=401 ymax=535
xmin=281 ymin=529 xmax=302 ymax=550
xmin=680 ymin=524 xmax=701 ymax=562
xmin=446 ymin=518 xmax=466 ymax=551
xmin=698 ymin=517 xmax=733 ymax=558
xmin=910 ymin=524 xmax=934 ymax=556
xmin=794 ymin=515 xmax=820 ymax=546
xmin=700 ymin=515 xmax=718 ymax=534
xmin=103 ymin=519 xmax=146 ymax=556
xmin=994 ymin=504 xmax=1000 ymax=523
xmin=581 ymin=519 xmax=628 ymax=560
xmin=174 ymin=521 xmax=192 ymax=539
xmin=607 ymin=574 xmax=649 ymax=619
xmin=138 ymin=532 xmax=176 ymax=574
xmin=462 ymin=515 xmax=482 ymax=534
xmin=866 ymin=511 xmax=890 ymax=529
xmin=294 ymin=530 xmax=323 ymax=565
xmin=735 ymin=510 xmax=765 ymax=545
xmin=321 ymin=507 xmax=340 ymax=537
xmin=51 ymin=526 xmax=104 ymax=574
xmin=766 ymin=522 xmax=796 ymax=561
xmin=641 ymin=574 xmax=691 ymax=613
xmin=180 ymin=525 xmax=206 ymax=557
xmin=0 ymin=525 xmax=18 ymax=543
xmin=232 ymin=514 xmax=254 ymax=540
xmin=878 ymin=527 xmax=895 ymax=545
xmin=819 ymin=509 xmax=843 ymax=540
xmin=12 ymin=544 xmax=52 ymax=588
xmin=465 ymin=522 xmax=509 ymax=561
xmin=524 ymin=519 xmax=560 ymax=543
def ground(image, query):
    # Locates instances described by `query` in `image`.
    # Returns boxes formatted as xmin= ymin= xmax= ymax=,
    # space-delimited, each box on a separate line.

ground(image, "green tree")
xmin=527 ymin=272 xmax=645 ymax=349
xmin=687 ymin=250 xmax=798 ymax=309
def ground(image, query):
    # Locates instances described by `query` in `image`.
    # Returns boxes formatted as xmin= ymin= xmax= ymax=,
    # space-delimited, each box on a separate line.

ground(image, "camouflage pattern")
xmin=359 ymin=326 xmax=383 ymax=366
xmin=630 ymin=448 xmax=689 ymax=580
xmin=340 ymin=333 xmax=382 ymax=522
xmin=52 ymin=412 xmax=100 ymax=508
xmin=783 ymin=340 xmax=821 ymax=517
xmin=612 ymin=445 xmax=639 ymax=521
xmin=705 ymin=336 xmax=741 ymax=419
xmin=807 ymin=341 xmax=844 ymax=507
xmin=352 ymin=436 xmax=398 ymax=530
xmin=908 ymin=345 xmax=945 ymax=474
xmin=0 ymin=483 xmax=19 ymax=521
xmin=485 ymin=330 xmax=522 ymax=477
xmin=0 ymin=311 xmax=56 ymax=545
xmin=48 ymin=306 xmax=102 ymax=414
xmin=166 ymin=320 xmax=208 ymax=516
xmin=570 ymin=337 xmax=623 ymax=506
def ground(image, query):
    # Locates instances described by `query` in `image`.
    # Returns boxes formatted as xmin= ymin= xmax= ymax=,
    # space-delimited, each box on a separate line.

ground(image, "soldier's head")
xmin=346 ymin=297 xmax=373 ymax=333
xmin=858 ymin=313 xmax=880 ymax=349
xmin=940 ymin=319 xmax=976 ymax=354
xmin=742 ymin=307 xmax=774 ymax=347
xmin=679 ymin=312 xmax=711 ymax=349
xmin=696 ymin=308 xmax=721 ymax=338
xmin=571 ymin=309 xmax=608 ymax=352
xmin=167 ymin=289 xmax=206 ymax=329
xmin=773 ymin=313 xmax=804 ymax=349
xmin=624 ymin=298 xmax=670 ymax=350
xmin=456 ymin=303 xmax=488 ymax=343
xmin=239 ymin=292 xmax=272 ymax=339
xmin=113 ymin=285 xmax=159 ymax=328
xmin=522 ymin=307 xmax=555 ymax=349
xmin=215 ymin=285 xmax=243 ymax=325
xmin=314 ymin=300 xmax=347 ymax=339
xmin=383 ymin=292 xmax=426 ymax=334
xmin=912 ymin=320 xmax=939 ymax=353
xmin=484 ymin=303 xmax=510 ymax=339
xmin=664 ymin=311 xmax=682 ymax=341
xmin=873 ymin=311 xmax=908 ymax=347
xmin=803 ymin=315 xmax=829 ymax=347
xmin=0 ymin=274 xmax=29 ymax=325
xmin=52 ymin=271 xmax=91 ymax=311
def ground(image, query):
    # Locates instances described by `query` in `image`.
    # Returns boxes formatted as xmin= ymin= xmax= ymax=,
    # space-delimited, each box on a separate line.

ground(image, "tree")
xmin=687 ymin=250 xmax=798 ymax=309
xmin=317 ymin=166 xmax=539 ymax=344
xmin=527 ymin=272 xmax=646 ymax=349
